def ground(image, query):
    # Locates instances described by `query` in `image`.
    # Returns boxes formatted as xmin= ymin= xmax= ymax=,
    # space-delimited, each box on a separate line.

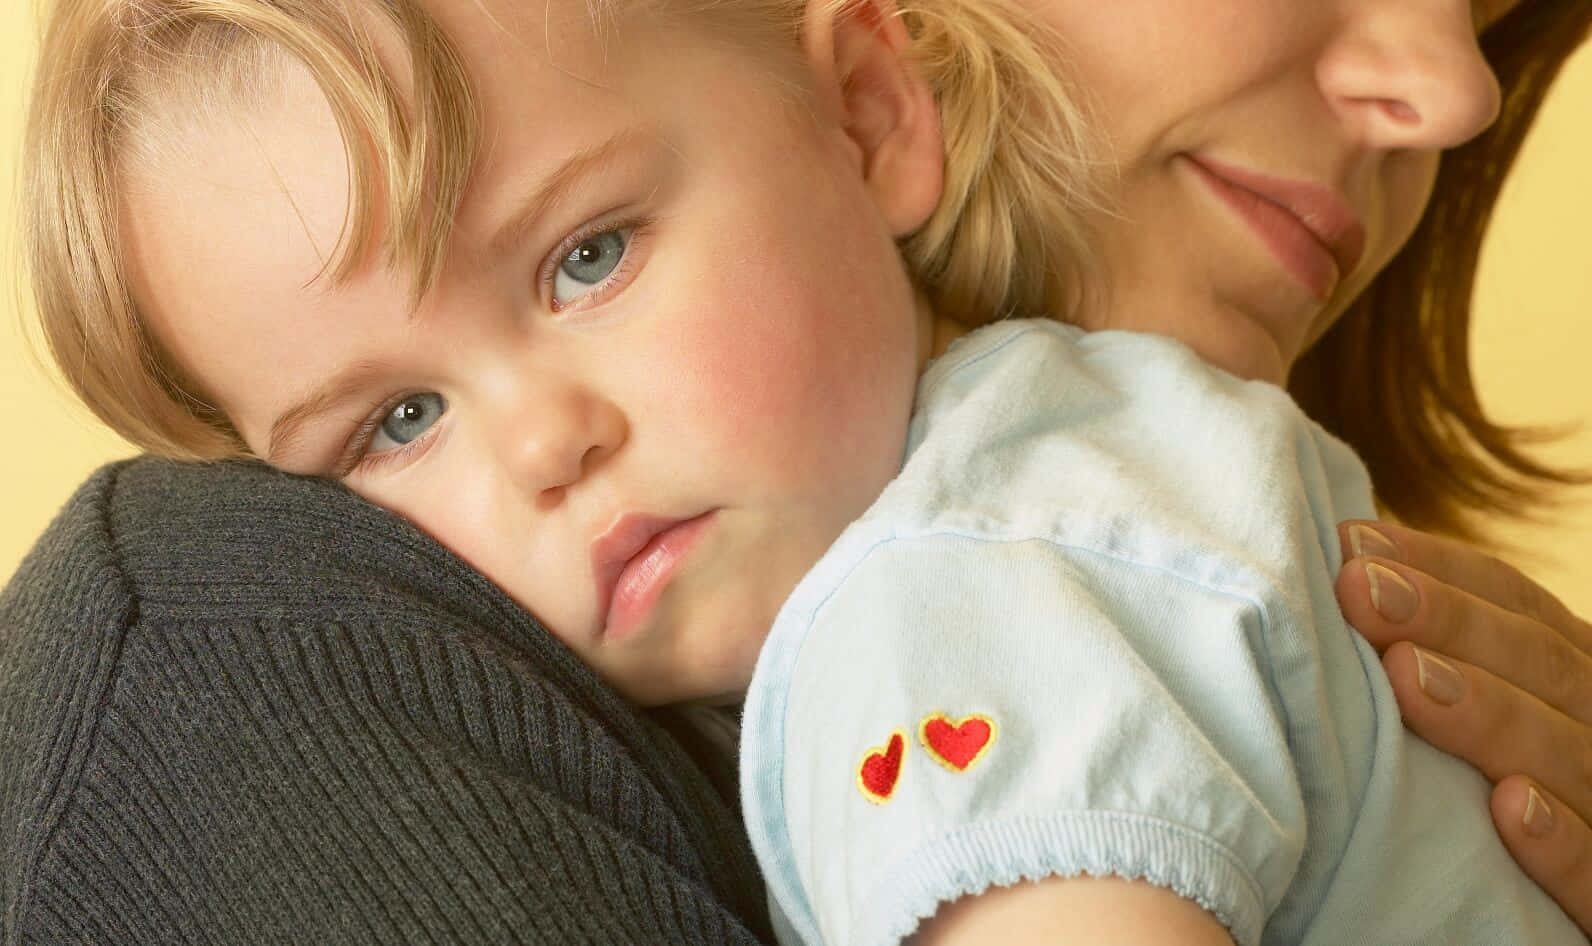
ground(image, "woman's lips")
xmin=591 ymin=511 xmax=717 ymax=641
xmin=1183 ymin=155 xmax=1366 ymax=300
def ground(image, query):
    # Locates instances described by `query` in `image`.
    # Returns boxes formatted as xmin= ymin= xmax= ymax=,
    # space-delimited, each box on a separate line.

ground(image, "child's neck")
xmin=923 ymin=311 xmax=975 ymax=366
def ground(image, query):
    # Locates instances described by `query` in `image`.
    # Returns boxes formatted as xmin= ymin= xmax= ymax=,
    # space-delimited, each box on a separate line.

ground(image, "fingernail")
xmin=1413 ymin=647 xmax=1466 ymax=706
xmin=1348 ymin=523 xmax=1400 ymax=561
xmin=1365 ymin=562 xmax=1419 ymax=622
xmin=1523 ymin=786 xmax=1555 ymax=838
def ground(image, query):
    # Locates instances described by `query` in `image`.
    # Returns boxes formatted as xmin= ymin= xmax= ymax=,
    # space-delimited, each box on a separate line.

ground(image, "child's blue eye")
xmin=371 ymin=392 xmax=446 ymax=451
xmin=553 ymin=229 xmax=631 ymax=307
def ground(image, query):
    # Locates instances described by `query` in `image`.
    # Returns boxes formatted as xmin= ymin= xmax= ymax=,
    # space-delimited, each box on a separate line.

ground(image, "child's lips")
xmin=590 ymin=510 xmax=717 ymax=640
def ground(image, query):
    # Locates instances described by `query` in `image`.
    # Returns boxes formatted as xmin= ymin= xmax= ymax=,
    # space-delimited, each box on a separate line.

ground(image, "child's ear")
xmin=802 ymin=0 xmax=944 ymax=237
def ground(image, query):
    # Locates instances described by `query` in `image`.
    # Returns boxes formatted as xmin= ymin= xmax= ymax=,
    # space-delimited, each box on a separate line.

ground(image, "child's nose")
xmin=491 ymin=378 xmax=628 ymax=502
xmin=1315 ymin=0 xmax=1502 ymax=152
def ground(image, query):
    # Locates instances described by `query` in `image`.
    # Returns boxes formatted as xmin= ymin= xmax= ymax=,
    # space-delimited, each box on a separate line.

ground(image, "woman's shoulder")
xmin=0 ymin=457 xmax=771 ymax=944
xmin=1 ymin=457 xmax=539 ymax=664
xmin=0 ymin=456 xmax=714 ymax=801
xmin=100 ymin=458 xmax=507 ymax=621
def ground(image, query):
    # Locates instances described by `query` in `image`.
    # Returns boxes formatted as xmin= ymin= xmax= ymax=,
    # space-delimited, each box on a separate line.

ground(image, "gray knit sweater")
xmin=0 ymin=459 xmax=771 ymax=944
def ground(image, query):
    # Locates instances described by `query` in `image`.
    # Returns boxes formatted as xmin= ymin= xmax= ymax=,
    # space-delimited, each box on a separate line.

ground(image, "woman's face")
xmin=1029 ymin=0 xmax=1516 ymax=382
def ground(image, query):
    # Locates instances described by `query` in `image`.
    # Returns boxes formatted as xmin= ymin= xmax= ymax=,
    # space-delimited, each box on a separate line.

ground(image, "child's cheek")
xmin=662 ymin=287 xmax=917 ymax=498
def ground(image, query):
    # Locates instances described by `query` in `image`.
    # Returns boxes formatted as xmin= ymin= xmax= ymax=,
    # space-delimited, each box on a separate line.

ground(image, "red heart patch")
xmin=919 ymin=713 xmax=996 ymax=772
xmin=857 ymin=731 xmax=906 ymax=804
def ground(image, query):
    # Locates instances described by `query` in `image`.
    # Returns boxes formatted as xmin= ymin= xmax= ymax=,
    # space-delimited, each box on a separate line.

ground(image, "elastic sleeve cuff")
xmin=859 ymin=811 xmax=1266 ymax=946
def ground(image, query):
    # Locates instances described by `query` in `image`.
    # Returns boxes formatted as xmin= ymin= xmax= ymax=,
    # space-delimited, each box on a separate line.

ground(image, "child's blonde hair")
xmin=23 ymin=0 xmax=1100 ymax=460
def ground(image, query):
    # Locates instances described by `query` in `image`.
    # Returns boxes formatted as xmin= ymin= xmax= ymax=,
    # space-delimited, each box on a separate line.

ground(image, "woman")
xmin=2 ymin=0 xmax=1589 ymax=942
xmin=956 ymin=0 xmax=1592 ymax=933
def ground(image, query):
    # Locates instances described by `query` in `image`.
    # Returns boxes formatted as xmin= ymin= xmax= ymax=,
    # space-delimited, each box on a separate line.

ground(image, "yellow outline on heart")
xmin=856 ymin=729 xmax=908 ymax=805
xmin=917 ymin=711 xmax=997 ymax=773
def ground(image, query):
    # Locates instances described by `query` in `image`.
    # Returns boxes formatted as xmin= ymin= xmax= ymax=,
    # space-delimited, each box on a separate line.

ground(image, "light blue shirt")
xmin=740 ymin=320 xmax=1580 ymax=946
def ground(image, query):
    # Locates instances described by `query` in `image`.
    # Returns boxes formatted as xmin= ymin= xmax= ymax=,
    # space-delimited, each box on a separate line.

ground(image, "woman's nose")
xmin=491 ymin=378 xmax=628 ymax=501
xmin=1316 ymin=0 xmax=1502 ymax=152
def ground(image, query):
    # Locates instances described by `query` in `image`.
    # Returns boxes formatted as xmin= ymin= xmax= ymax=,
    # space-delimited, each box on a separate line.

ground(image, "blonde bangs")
xmin=25 ymin=0 xmax=1104 ymax=462
xmin=23 ymin=0 xmax=477 ymax=459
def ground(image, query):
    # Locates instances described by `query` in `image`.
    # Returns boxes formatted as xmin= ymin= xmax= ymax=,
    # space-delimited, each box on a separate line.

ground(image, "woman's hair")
xmin=21 ymin=0 xmax=1590 ymax=535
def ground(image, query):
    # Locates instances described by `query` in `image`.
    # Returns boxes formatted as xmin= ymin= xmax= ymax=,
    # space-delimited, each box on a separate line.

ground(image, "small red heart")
xmin=920 ymin=713 xmax=995 ymax=771
xmin=857 ymin=731 xmax=906 ymax=804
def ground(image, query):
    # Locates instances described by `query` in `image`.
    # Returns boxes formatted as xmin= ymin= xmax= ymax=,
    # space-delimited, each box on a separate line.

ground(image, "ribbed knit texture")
xmin=0 ymin=459 xmax=772 ymax=945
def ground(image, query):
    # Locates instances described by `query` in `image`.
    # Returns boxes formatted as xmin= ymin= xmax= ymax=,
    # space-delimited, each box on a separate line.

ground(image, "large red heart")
xmin=857 ymin=731 xmax=906 ymax=804
xmin=919 ymin=713 xmax=995 ymax=772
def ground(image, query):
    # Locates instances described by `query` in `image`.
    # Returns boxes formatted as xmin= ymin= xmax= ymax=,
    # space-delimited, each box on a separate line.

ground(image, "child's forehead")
xmin=415 ymin=4 xmax=808 ymax=233
xmin=129 ymin=0 xmax=700 ymax=253
xmin=123 ymin=0 xmax=807 ymax=311
xmin=133 ymin=0 xmax=650 ymax=133
xmin=432 ymin=0 xmax=674 ymax=86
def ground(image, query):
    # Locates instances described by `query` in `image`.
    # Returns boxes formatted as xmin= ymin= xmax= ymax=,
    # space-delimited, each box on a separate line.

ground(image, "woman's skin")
xmin=1021 ymin=0 xmax=1503 ymax=384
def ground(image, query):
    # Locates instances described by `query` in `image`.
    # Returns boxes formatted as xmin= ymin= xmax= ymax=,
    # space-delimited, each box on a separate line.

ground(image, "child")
xmin=20 ymin=0 xmax=1582 ymax=943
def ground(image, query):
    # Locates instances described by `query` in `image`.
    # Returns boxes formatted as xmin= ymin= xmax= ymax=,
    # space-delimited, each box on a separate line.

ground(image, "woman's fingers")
xmin=1491 ymin=776 xmax=1592 ymax=933
xmin=1382 ymin=642 xmax=1592 ymax=822
xmin=1337 ymin=519 xmax=1592 ymax=930
xmin=1386 ymin=639 xmax=1592 ymax=929
xmin=1338 ymin=520 xmax=1592 ymax=647
xmin=1337 ymin=554 xmax=1592 ymax=727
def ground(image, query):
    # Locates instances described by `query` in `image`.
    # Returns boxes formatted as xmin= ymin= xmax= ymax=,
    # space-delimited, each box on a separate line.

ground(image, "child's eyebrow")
xmin=267 ymin=359 xmax=396 ymax=464
xmin=264 ymin=131 xmax=662 ymax=467
xmin=483 ymin=128 xmax=652 ymax=265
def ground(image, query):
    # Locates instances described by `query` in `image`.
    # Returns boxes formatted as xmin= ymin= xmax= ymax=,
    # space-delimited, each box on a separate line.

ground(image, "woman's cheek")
xmin=1369 ymin=154 xmax=1442 ymax=279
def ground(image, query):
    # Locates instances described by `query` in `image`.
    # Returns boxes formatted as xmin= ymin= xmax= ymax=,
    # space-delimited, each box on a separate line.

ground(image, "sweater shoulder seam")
xmin=8 ymin=462 xmax=141 ymax=946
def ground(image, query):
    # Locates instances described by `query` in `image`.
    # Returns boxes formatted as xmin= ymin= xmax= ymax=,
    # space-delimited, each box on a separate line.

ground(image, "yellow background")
xmin=4 ymin=10 xmax=1590 ymax=618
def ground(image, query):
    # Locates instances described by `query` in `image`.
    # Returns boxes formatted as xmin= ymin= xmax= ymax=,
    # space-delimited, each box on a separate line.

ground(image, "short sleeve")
xmin=741 ymin=531 xmax=1309 ymax=946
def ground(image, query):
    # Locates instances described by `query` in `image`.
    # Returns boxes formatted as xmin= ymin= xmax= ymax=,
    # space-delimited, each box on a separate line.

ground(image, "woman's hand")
xmin=1335 ymin=519 xmax=1592 ymax=931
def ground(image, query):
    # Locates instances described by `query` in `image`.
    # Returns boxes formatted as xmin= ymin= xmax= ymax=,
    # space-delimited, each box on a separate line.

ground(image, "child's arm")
xmin=910 ymin=874 xmax=1235 ymax=946
xmin=742 ymin=530 xmax=1291 ymax=946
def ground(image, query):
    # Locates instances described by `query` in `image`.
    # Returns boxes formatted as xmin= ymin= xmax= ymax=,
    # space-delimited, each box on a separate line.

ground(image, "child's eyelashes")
xmin=333 ymin=217 xmax=649 ymax=479
xmin=371 ymin=392 xmax=447 ymax=450
xmin=340 ymin=391 xmax=448 ymax=477
xmin=554 ymin=228 xmax=630 ymax=307
xmin=543 ymin=217 xmax=652 ymax=311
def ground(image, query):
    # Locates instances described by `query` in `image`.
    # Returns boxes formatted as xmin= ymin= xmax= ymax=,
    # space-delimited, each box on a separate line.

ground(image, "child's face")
xmin=122 ymin=1 xmax=934 ymax=704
